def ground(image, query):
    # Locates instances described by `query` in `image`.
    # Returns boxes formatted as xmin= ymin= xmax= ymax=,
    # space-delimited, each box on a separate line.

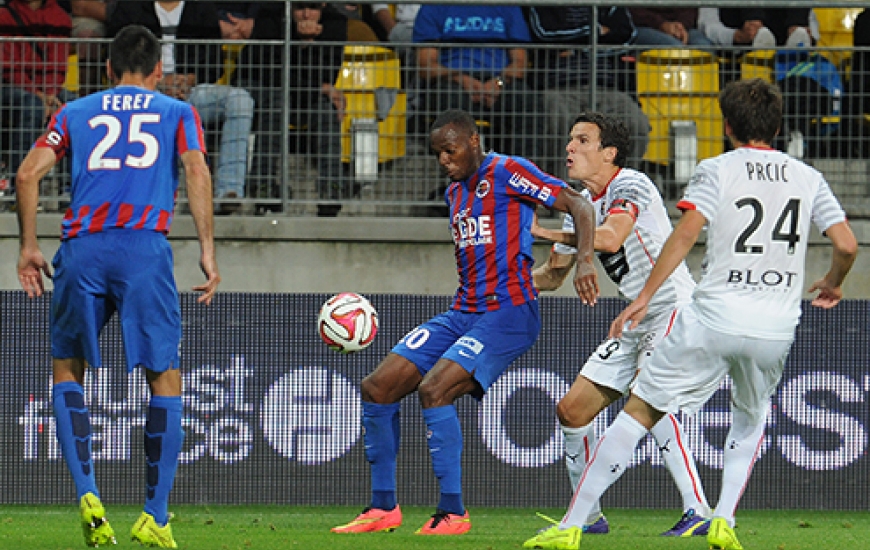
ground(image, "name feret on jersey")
xmin=447 ymin=153 xmax=565 ymax=312
xmin=677 ymin=146 xmax=847 ymax=339
xmin=36 ymin=85 xmax=206 ymax=240
xmin=555 ymin=168 xmax=695 ymax=318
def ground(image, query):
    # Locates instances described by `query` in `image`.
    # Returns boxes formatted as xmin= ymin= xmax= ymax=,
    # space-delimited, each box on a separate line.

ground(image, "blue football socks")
xmin=422 ymin=405 xmax=465 ymax=516
xmin=144 ymin=396 xmax=184 ymax=526
xmin=362 ymin=401 xmax=401 ymax=511
xmin=52 ymin=381 xmax=99 ymax=499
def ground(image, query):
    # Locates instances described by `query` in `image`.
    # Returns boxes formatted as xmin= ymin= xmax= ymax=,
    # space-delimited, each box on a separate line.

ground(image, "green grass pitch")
xmin=1 ymin=505 xmax=867 ymax=549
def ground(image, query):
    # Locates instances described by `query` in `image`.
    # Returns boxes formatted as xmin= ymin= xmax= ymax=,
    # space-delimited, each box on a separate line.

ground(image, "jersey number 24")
xmin=734 ymin=197 xmax=800 ymax=255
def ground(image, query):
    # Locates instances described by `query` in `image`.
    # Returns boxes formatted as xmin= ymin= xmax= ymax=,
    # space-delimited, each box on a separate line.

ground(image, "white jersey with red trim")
xmin=556 ymin=167 xmax=695 ymax=317
xmin=677 ymin=146 xmax=846 ymax=339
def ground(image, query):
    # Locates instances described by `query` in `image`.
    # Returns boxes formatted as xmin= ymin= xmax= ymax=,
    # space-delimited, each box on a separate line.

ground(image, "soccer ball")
xmin=317 ymin=292 xmax=379 ymax=353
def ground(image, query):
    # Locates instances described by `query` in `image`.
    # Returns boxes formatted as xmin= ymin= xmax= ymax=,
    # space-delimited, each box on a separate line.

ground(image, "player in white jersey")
xmin=530 ymin=112 xmax=711 ymax=539
xmin=524 ymin=80 xmax=857 ymax=550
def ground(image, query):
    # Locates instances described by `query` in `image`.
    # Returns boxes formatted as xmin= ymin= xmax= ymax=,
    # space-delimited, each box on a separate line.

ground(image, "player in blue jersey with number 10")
xmin=332 ymin=109 xmax=599 ymax=536
xmin=15 ymin=25 xmax=220 ymax=549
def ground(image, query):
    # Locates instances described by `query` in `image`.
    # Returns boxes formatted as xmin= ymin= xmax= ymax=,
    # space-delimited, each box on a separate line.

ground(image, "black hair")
xmin=430 ymin=109 xmax=479 ymax=137
xmin=719 ymin=78 xmax=783 ymax=145
xmin=572 ymin=112 xmax=631 ymax=167
xmin=109 ymin=25 xmax=161 ymax=80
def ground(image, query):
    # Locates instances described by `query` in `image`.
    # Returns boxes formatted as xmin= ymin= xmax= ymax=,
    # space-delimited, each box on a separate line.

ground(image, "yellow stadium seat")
xmin=335 ymin=46 xmax=406 ymax=163
xmin=335 ymin=45 xmax=401 ymax=90
xmin=636 ymin=49 xmax=724 ymax=166
xmin=740 ymin=49 xmax=776 ymax=83
xmin=340 ymin=93 xmax=407 ymax=164
xmin=64 ymin=52 xmax=79 ymax=94
xmin=347 ymin=18 xmax=379 ymax=43
xmin=815 ymin=8 xmax=863 ymax=68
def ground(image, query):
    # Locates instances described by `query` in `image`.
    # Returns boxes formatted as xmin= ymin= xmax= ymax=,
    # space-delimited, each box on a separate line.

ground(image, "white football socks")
xmin=714 ymin=408 xmax=766 ymax=526
xmin=560 ymin=411 xmax=648 ymax=528
xmin=650 ymin=413 xmax=712 ymax=517
xmin=561 ymin=423 xmax=602 ymax=524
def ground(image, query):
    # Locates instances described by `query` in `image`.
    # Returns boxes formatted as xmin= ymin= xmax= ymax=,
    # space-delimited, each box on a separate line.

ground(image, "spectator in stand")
xmin=330 ymin=3 xmax=382 ymax=41
xmin=630 ymin=8 xmax=712 ymax=49
xmin=215 ymin=2 xmax=260 ymax=22
xmin=69 ymin=0 xmax=116 ymax=95
xmin=413 ymin=4 xmax=545 ymax=163
xmin=698 ymin=8 xmax=814 ymax=50
xmin=372 ymin=3 xmax=419 ymax=44
xmin=700 ymin=8 xmax=816 ymax=84
xmin=331 ymin=3 xmax=359 ymax=19
xmin=371 ymin=3 xmax=420 ymax=68
xmin=232 ymin=2 xmax=349 ymax=217
xmin=525 ymin=6 xmax=650 ymax=171
xmin=108 ymin=0 xmax=255 ymax=215
xmin=215 ymin=2 xmax=258 ymax=42
xmin=841 ymin=9 xmax=869 ymax=157
xmin=370 ymin=3 xmax=421 ymax=121
xmin=0 ymin=0 xmax=75 ymax=197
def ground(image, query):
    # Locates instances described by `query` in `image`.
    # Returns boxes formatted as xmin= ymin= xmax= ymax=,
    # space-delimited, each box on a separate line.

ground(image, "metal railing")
xmin=1 ymin=24 xmax=868 ymax=218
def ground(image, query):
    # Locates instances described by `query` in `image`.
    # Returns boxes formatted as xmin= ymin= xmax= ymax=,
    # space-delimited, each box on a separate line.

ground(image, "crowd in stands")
xmin=0 ymin=2 xmax=868 ymax=216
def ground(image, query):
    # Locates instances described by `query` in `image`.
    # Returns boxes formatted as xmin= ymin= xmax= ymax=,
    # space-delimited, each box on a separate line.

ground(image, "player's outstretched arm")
xmin=531 ymin=221 xmax=576 ymax=246
xmin=808 ymin=221 xmax=858 ymax=309
xmin=532 ymin=210 xmax=577 ymax=247
xmin=529 ymin=211 xmax=577 ymax=291
xmin=533 ymin=249 xmax=575 ymax=291
xmin=15 ymin=147 xmax=57 ymax=298
xmin=182 ymin=149 xmax=221 ymax=305
xmin=531 ymin=210 xmax=634 ymax=253
xmin=595 ymin=212 xmax=635 ymax=254
xmin=553 ymin=186 xmax=598 ymax=305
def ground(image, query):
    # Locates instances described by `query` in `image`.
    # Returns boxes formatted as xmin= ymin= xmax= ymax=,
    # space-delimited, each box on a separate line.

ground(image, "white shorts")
xmin=633 ymin=304 xmax=793 ymax=423
xmin=580 ymin=308 xmax=678 ymax=394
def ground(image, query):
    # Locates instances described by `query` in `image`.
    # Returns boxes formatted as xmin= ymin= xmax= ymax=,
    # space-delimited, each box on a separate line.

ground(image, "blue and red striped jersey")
xmin=36 ymin=85 xmax=206 ymax=240
xmin=447 ymin=153 xmax=565 ymax=312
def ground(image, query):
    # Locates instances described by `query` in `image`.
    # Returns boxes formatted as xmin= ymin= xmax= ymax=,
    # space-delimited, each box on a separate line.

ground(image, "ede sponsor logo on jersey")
xmin=452 ymin=207 xmax=492 ymax=248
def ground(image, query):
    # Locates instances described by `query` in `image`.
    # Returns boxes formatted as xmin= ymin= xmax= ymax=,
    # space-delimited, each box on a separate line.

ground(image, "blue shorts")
xmin=391 ymin=300 xmax=541 ymax=397
xmin=51 ymin=230 xmax=181 ymax=372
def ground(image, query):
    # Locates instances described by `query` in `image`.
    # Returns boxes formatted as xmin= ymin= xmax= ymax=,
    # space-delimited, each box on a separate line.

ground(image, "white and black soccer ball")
xmin=317 ymin=292 xmax=379 ymax=353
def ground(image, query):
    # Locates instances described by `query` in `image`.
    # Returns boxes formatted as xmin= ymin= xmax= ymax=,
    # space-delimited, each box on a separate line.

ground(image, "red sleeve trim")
xmin=607 ymin=198 xmax=639 ymax=221
xmin=676 ymin=200 xmax=697 ymax=212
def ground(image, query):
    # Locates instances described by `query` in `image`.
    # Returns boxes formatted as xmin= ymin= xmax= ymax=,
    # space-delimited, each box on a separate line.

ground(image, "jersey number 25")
xmin=88 ymin=113 xmax=161 ymax=171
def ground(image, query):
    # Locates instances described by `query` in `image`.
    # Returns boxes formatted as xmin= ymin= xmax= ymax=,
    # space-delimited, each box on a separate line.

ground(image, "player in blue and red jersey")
xmin=15 ymin=25 xmax=220 ymax=548
xmin=333 ymin=109 xmax=598 ymax=536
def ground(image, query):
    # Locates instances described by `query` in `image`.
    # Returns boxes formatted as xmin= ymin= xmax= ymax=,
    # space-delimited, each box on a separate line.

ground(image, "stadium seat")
xmin=741 ymin=49 xmax=776 ymax=83
xmin=636 ymin=49 xmax=724 ymax=168
xmin=347 ymin=19 xmax=379 ymax=43
xmin=335 ymin=45 xmax=406 ymax=164
xmin=814 ymin=8 xmax=863 ymax=70
xmin=64 ymin=52 xmax=79 ymax=94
